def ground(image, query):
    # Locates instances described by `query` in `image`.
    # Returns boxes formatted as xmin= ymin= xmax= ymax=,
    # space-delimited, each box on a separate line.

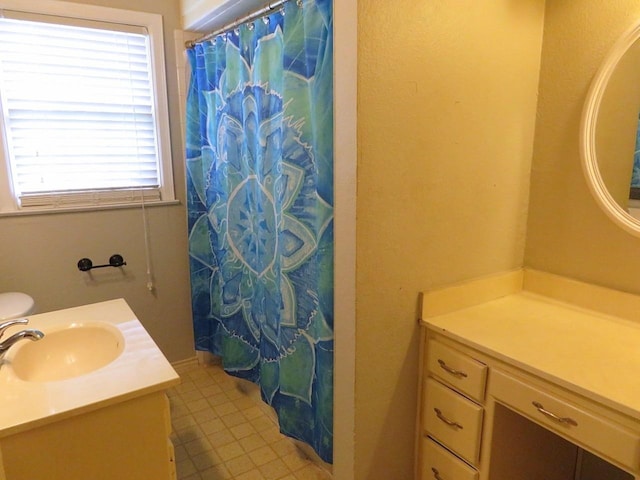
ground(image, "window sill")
xmin=0 ymin=199 xmax=182 ymax=218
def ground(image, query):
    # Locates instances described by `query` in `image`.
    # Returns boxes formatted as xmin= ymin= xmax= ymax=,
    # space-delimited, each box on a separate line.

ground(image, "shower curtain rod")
xmin=185 ymin=0 xmax=291 ymax=49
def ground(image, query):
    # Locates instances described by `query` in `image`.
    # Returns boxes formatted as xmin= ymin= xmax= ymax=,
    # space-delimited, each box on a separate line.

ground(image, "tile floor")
xmin=169 ymin=360 xmax=333 ymax=480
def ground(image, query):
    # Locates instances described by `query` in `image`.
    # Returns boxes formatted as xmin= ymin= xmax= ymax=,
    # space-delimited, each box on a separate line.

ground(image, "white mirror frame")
xmin=581 ymin=20 xmax=640 ymax=237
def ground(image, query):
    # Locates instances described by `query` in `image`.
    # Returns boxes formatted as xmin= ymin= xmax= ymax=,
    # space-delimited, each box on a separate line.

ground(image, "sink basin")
xmin=9 ymin=323 xmax=125 ymax=382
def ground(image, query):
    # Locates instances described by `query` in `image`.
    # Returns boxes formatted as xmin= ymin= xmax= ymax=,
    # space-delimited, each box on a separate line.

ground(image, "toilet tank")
xmin=0 ymin=293 xmax=36 ymax=320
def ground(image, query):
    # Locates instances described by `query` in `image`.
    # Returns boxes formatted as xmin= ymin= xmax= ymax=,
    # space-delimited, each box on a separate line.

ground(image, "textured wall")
xmin=356 ymin=1 xmax=545 ymax=477
xmin=526 ymin=1 xmax=640 ymax=292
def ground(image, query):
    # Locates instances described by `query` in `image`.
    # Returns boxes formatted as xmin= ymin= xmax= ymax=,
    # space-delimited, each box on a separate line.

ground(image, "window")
xmin=0 ymin=0 xmax=173 ymax=212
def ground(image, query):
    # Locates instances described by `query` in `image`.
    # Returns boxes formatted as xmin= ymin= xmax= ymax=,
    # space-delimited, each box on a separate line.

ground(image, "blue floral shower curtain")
xmin=185 ymin=0 xmax=333 ymax=463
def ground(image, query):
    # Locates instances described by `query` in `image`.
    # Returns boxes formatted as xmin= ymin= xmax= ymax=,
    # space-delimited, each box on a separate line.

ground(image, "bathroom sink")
xmin=9 ymin=323 xmax=125 ymax=382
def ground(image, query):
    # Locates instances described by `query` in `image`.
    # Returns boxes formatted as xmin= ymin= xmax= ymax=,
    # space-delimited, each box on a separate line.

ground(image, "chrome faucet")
xmin=0 ymin=319 xmax=44 ymax=358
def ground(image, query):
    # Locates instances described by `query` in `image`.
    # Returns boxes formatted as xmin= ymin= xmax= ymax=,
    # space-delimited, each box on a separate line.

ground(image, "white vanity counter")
xmin=417 ymin=269 xmax=640 ymax=480
xmin=0 ymin=299 xmax=180 ymax=437
xmin=426 ymin=290 xmax=640 ymax=421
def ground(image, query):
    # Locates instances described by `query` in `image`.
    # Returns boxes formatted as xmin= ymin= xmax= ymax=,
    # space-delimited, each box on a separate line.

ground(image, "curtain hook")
xmin=262 ymin=16 xmax=270 ymax=25
xmin=247 ymin=22 xmax=255 ymax=31
xmin=296 ymin=0 xmax=303 ymax=7
xmin=280 ymin=7 xmax=285 ymax=16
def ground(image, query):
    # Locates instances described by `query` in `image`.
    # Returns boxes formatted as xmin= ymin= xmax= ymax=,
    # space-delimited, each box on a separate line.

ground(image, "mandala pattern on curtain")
xmin=185 ymin=0 xmax=333 ymax=463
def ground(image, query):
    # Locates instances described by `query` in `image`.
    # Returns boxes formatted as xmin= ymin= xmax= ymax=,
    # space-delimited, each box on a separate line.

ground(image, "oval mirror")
xmin=581 ymin=20 xmax=640 ymax=237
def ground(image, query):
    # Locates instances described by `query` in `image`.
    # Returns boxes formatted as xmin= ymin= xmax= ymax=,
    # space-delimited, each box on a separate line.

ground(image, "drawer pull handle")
xmin=434 ymin=408 xmax=464 ymax=429
xmin=431 ymin=467 xmax=445 ymax=480
xmin=532 ymin=401 xmax=578 ymax=427
xmin=437 ymin=359 xmax=468 ymax=378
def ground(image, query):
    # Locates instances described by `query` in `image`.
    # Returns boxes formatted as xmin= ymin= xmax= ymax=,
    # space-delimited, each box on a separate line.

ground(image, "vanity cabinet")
xmin=0 ymin=391 xmax=176 ymax=480
xmin=417 ymin=269 xmax=640 ymax=480
xmin=0 ymin=300 xmax=180 ymax=480
xmin=421 ymin=340 xmax=486 ymax=476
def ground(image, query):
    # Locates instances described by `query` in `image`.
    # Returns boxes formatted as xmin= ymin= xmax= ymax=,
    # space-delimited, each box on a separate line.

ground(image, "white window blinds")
xmin=0 ymin=14 xmax=163 ymax=207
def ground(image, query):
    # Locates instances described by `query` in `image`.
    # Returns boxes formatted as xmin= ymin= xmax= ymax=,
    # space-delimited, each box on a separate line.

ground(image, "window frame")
xmin=0 ymin=0 xmax=175 ymax=214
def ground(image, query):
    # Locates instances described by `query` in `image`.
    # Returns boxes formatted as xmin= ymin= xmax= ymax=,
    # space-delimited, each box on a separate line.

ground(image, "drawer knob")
xmin=532 ymin=401 xmax=578 ymax=427
xmin=431 ymin=467 xmax=445 ymax=480
xmin=434 ymin=407 xmax=464 ymax=430
xmin=437 ymin=359 xmax=468 ymax=378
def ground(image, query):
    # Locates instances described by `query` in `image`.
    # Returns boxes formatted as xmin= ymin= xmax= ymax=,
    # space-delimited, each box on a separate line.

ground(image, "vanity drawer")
xmin=424 ymin=378 xmax=484 ymax=465
xmin=421 ymin=437 xmax=478 ymax=480
xmin=427 ymin=340 xmax=487 ymax=402
xmin=491 ymin=369 xmax=640 ymax=471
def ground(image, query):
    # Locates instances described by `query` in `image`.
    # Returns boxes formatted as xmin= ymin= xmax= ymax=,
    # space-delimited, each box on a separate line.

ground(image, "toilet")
xmin=0 ymin=292 xmax=36 ymax=321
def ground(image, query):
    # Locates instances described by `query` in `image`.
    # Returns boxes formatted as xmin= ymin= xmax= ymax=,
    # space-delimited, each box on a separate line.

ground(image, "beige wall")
xmin=0 ymin=0 xmax=195 ymax=362
xmin=356 ymin=1 xmax=545 ymax=477
xmin=526 ymin=1 xmax=640 ymax=292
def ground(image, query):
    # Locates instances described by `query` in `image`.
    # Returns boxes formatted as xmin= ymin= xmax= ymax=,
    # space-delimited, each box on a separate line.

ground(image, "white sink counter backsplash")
xmin=0 ymin=299 xmax=179 ymax=437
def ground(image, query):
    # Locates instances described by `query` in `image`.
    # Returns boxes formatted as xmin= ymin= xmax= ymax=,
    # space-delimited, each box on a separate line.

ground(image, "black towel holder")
xmin=77 ymin=254 xmax=127 ymax=272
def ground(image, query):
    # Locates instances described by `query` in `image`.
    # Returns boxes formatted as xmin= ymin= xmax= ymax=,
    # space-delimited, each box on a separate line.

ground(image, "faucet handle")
xmin=0 ymin=318 xmax=28 ymax=339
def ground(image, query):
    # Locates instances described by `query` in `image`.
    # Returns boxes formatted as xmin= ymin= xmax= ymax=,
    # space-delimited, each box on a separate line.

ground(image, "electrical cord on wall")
xmin=141 ymin=190 xmax=155 ymax=292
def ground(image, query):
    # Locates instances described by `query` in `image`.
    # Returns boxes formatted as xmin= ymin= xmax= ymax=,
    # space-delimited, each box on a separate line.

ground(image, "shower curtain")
xmin=632 ymin=114 xmax=640 ymax=194
xmin=185 ymin=0 xmax=333 ymax=463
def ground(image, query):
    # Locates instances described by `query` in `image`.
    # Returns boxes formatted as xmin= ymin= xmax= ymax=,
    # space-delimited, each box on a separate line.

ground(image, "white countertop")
xmin=422 ymin=272 xmax=640 ymax=422
xmin=0 ymin=299 xmax=180 ymax=437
